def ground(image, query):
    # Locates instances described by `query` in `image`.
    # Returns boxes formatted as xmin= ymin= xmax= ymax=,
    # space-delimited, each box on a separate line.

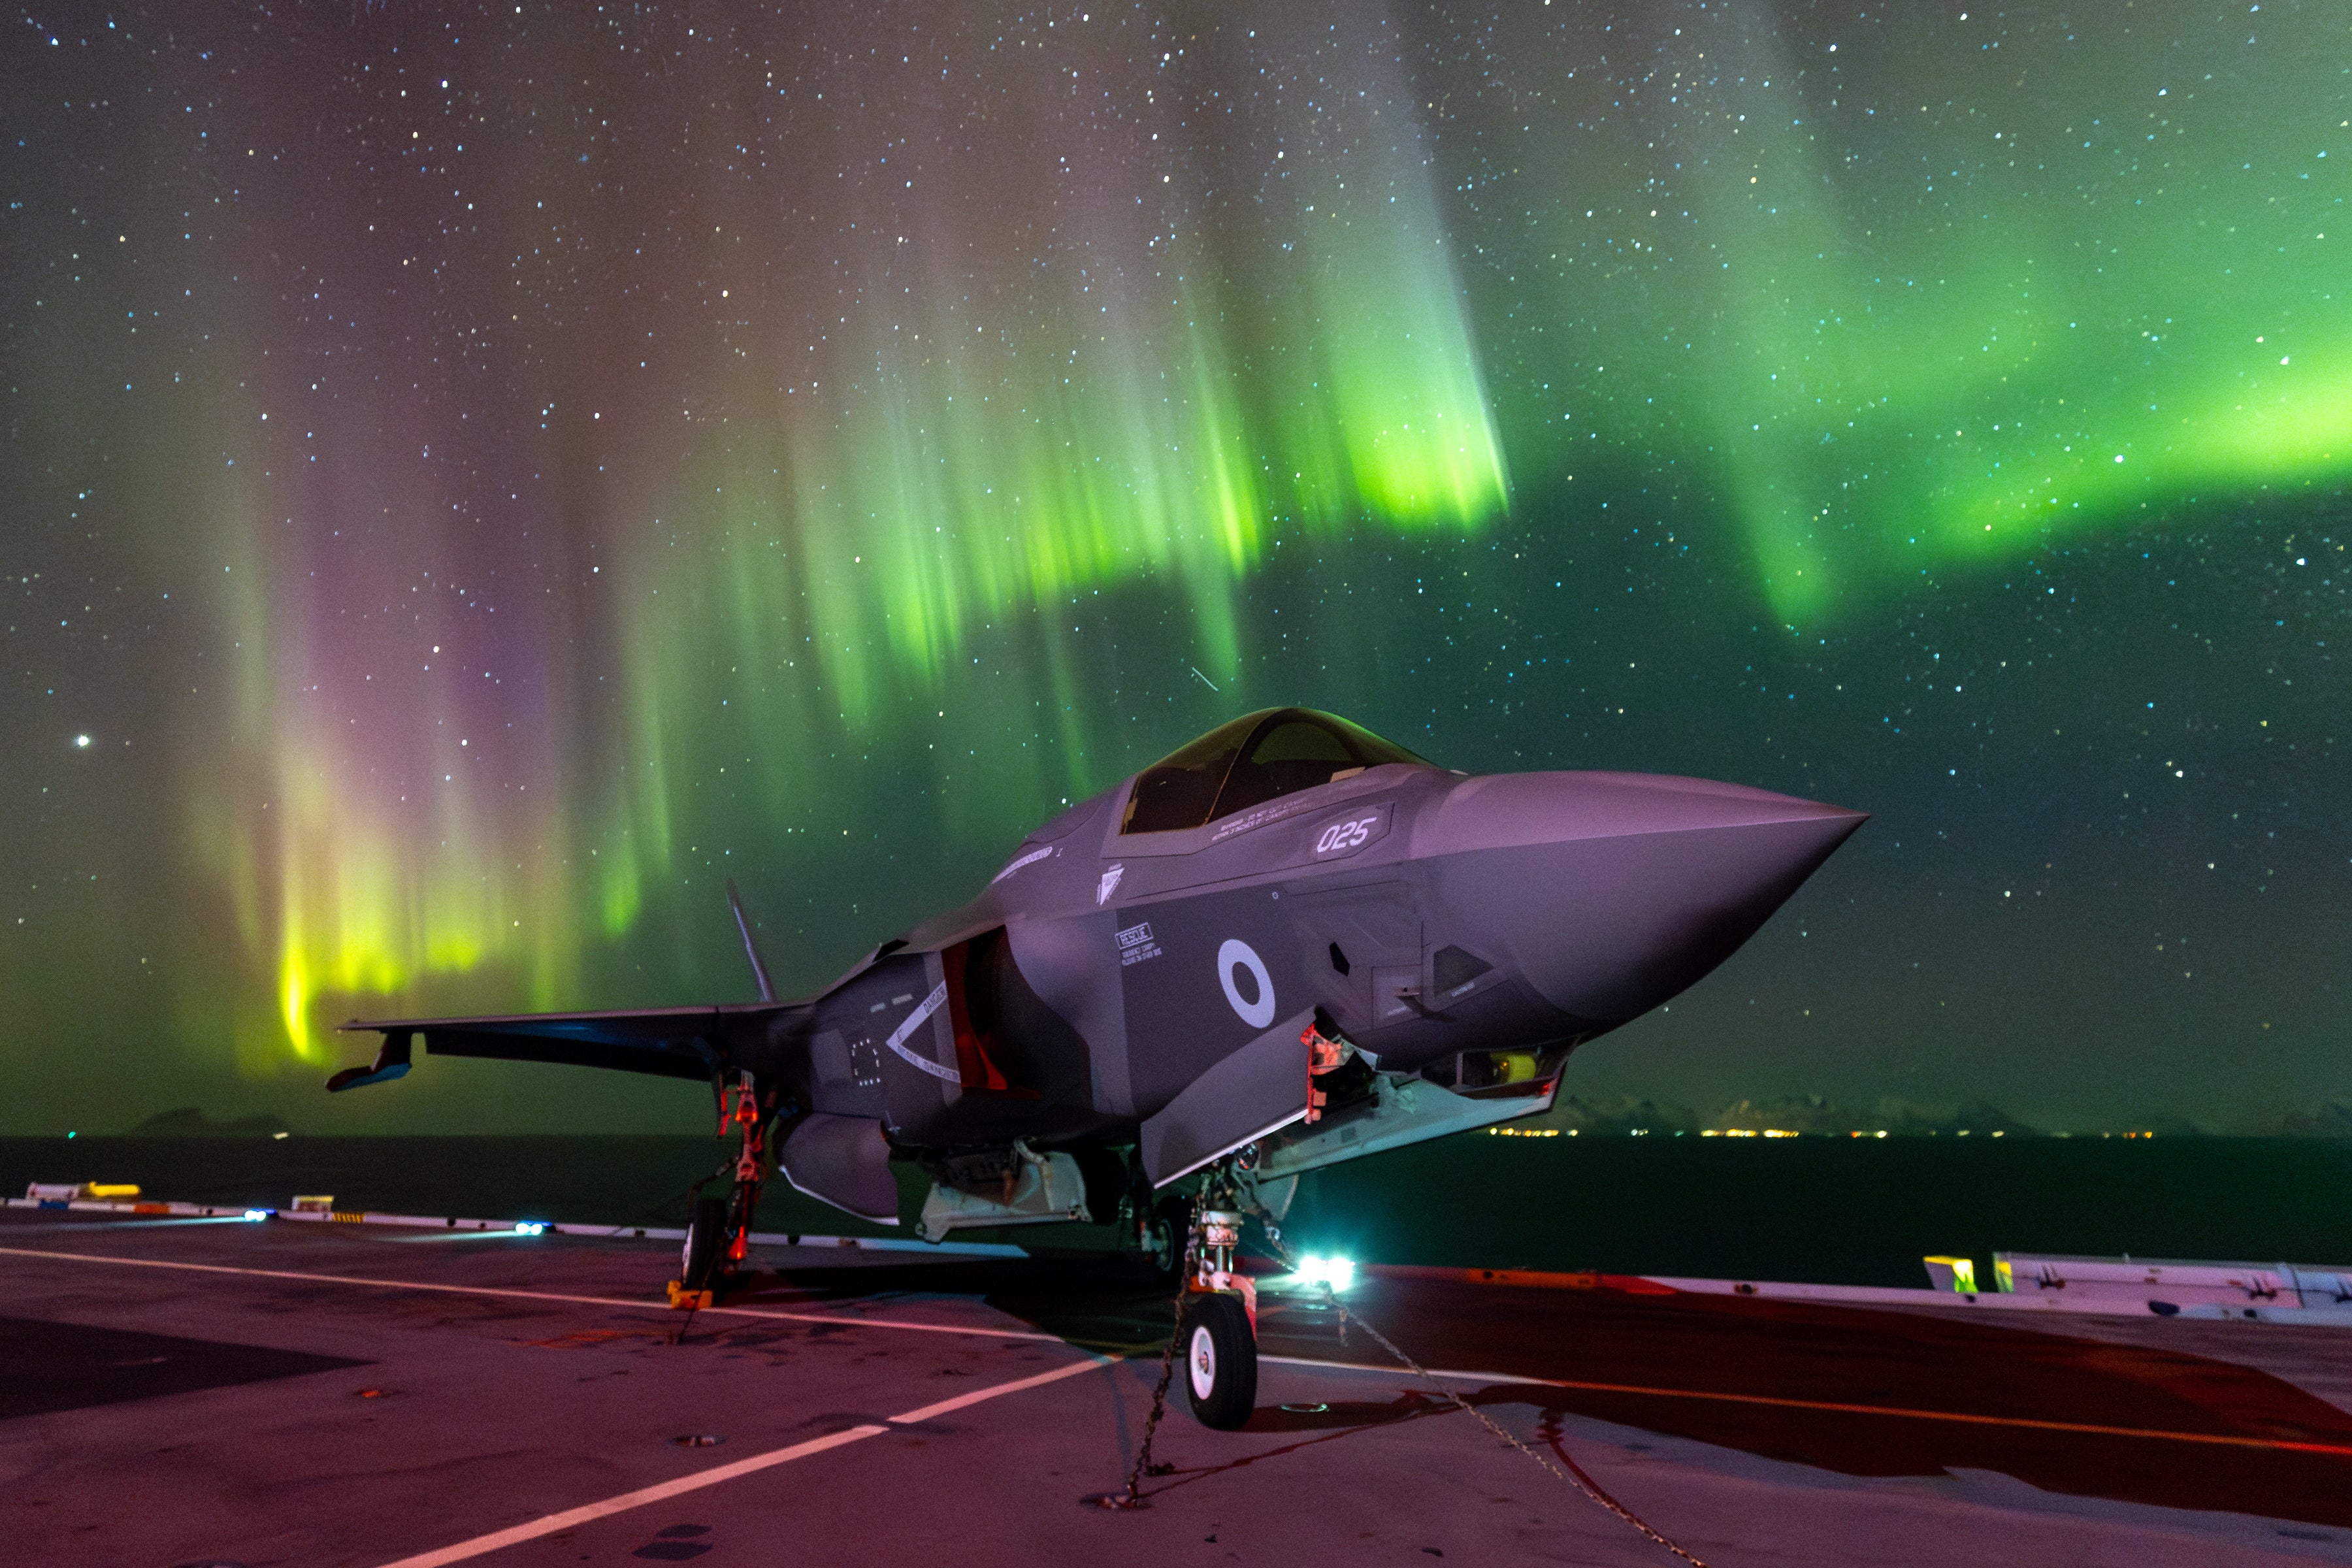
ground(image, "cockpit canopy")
xmin=1120 ymin=708 xmax=1432 ymax=835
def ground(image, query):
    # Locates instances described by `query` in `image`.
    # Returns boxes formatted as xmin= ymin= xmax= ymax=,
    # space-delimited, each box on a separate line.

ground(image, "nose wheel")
xmin=1181 ymin=1292 xmax=1257 ymax=1429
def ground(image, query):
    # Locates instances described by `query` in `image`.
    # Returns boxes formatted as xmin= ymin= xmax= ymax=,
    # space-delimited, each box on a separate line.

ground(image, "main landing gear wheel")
xmin=681 ymin=1196 xmax=728 ymax=1292
xmin=676 ymin=1071 xmax=770 ymax=1299
xmin=1142 ymin=1196 xmax=1190 ymax=1283
xmin=1182 ymin=1293 xmax=1257 ymax=1431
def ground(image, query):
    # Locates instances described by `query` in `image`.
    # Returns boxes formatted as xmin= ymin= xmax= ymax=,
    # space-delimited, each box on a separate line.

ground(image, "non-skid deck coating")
xmin=5 ymin=1209 xmax=2352 ymax=1566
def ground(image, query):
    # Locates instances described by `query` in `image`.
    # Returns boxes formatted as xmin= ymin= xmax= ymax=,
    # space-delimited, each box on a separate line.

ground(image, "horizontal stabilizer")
xmin=331 ymin=1002 xmax=797 ymax=1087
xmin=1139 ymin=1007 xmax=1317 ymax=1186
xmin=779 ymin=1113 xmax=901 ymax=1225
xmin=325 ymin=1032 xmax=412 ymax=1093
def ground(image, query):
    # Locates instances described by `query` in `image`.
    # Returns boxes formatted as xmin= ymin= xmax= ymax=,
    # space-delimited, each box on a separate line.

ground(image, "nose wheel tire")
xmin=1181 ymin=1293 xmax=1257 ymax=1430
xmin=681 ymin=1196 xmax=728 ymax=1291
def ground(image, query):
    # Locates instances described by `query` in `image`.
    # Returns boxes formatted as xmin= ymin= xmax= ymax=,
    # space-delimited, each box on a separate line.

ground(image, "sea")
xmin=5 ymin=1134 xmax=2347 ymax=1289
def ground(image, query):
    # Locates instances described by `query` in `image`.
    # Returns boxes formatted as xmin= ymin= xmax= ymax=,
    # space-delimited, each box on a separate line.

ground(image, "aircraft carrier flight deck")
xmin=7 ymin=1204 xmax=2352 ymax=1567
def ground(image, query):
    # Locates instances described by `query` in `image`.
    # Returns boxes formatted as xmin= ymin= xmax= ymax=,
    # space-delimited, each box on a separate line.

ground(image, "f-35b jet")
xmin=331 ymin=708 xmax=1864 ymax=1426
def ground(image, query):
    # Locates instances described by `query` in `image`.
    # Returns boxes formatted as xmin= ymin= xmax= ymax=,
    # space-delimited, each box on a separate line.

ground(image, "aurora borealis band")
xmin=3 ymin=1 xmax=2347 ymax=1134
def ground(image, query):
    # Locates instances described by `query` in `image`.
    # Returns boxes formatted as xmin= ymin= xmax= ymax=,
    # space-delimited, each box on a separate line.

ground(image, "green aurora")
xmin=3 ymin=1 xmax=2346 ymax=1131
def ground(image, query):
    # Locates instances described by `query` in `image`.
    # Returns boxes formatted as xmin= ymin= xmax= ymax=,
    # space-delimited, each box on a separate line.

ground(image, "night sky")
xmin=4 ymin=1 xmax=2345 ymax=1135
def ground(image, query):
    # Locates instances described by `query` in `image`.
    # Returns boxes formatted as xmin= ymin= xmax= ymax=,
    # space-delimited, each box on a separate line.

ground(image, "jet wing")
xmin=330 ymin=1002 xmax=794 ymax=1090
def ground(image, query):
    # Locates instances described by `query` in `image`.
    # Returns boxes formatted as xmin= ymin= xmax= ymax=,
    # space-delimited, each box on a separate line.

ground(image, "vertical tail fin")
xmin=725 ymin=879 xmax=778 ymax=1004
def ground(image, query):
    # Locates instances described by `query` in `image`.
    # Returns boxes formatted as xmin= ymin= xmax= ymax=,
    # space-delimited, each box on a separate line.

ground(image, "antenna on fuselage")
xmin=725 ymin=878 xmax=778 ymax=1004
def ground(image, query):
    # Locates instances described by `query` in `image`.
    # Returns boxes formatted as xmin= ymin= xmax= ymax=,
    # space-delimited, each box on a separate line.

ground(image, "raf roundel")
xmin=1216 ymin=938 xmax=1276 ymax=1029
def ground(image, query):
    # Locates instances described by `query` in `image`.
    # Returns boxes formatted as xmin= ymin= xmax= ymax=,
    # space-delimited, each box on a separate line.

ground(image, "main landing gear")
xmin=674 ymin=1071 xmax=768 ymax=1307
xmin=1139 ymin=1192 xmax=1189 ymax=1282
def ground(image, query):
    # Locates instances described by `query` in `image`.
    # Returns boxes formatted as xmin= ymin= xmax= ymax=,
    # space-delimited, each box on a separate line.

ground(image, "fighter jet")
xmin=331 ymin=708 xmax=1864 ymax=1426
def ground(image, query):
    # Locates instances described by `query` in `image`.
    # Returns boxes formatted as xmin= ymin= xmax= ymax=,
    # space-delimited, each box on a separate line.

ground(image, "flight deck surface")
xmin=5 ymin=1207 xmax=2351 ymax=1566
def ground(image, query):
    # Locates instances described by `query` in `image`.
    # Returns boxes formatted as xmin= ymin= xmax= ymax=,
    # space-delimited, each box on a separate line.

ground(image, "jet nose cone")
xmin=1424 ymin=770 xmax=1866 ymax=855
xmin=1420 ymin=772 xmax=1865 ymax=1023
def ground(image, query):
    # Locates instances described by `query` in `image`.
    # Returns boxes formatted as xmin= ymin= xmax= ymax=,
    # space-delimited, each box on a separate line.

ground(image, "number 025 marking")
xmin=1314 ymin=815 xmax=1378 ymax=856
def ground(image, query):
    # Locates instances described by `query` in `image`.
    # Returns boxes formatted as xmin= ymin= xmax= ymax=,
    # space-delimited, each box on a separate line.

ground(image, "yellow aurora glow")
xmin=212 ymin=18 xmax=1507 ymax=1060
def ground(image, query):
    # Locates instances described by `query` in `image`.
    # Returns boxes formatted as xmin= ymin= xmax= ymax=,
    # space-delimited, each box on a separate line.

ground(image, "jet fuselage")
xmin=337 ymin=708 xmax=1864 ymax=1220
xmin=788 ymin=728 xmax=1863 ymax=1163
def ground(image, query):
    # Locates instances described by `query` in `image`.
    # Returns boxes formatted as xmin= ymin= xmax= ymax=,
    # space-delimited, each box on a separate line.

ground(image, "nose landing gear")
xmin=1177 ymin=1190 xmax=1258 ymax=1430
xmin=1101 ymin=1158 xmax=1277 ymax=1505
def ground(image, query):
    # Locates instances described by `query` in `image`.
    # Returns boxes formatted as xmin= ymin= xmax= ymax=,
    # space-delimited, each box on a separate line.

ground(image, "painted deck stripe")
xmin=369 ymin=1352 xmax=1116 ymax=1568
xmin=0 ymin=1244 xmax=1062 ymax=1343
xmin=374 ymin=1426 xmax=889 ymax=1568
xmin=371 ymin=1354 xmax=1113 ymax=1567
xmin=1260 ymin=1354 xmax=2352 ymax=1458
xmin=885 ymin=1352 xmax=1111 ymax=1425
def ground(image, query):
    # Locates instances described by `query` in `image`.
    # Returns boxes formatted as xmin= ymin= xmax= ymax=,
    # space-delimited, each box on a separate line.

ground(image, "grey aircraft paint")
xmin=331 ymin=709 xmax=1865 ymax=1230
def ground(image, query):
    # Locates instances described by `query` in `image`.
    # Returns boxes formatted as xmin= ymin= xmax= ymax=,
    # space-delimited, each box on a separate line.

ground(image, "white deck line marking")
xmin=374 ymin=1426 xmax=889 ymax=1568
xmin=0 ymin=1245 xmax=1061 ymax=1343
xmin=372 ymin=1354 xmax=1111 ymax=1568
xmin=886 ymin=1352 xmax=1111 ymax=1425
